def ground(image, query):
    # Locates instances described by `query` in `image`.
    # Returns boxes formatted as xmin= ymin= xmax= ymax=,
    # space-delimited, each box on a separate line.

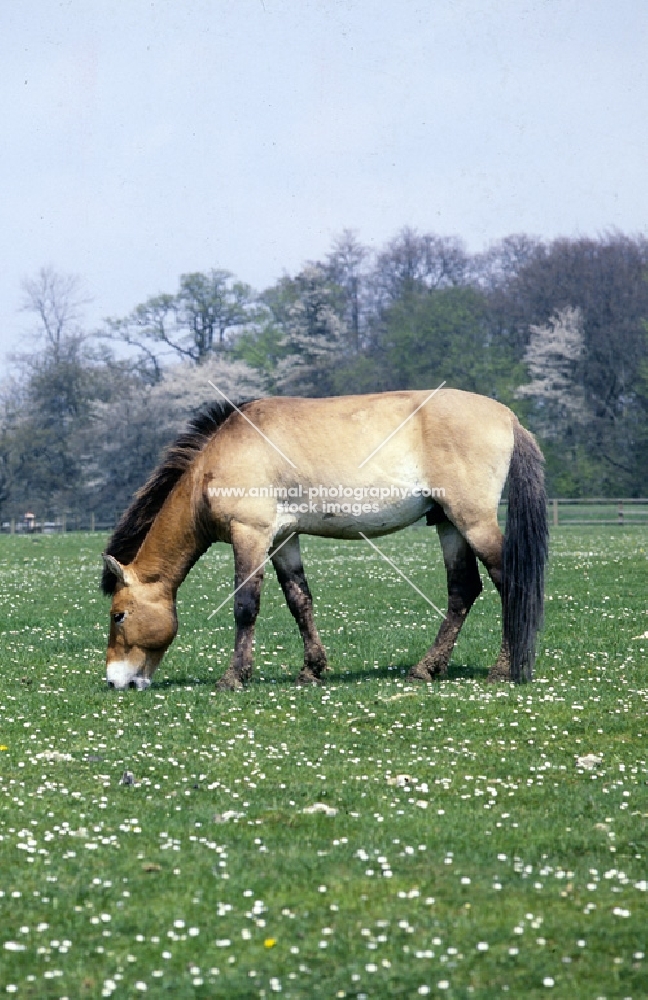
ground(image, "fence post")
xmin=91 ymin=512 xmax=95 ymax=532
xmin=552 ymin=498 xmax=558 ymax=527
xmin=10 ymin=518 xmax=15 ymax=535
xmin=62 ymin=513 xmax=66 ymax=533
xmin=618 ymin=501 xmax=624 ymax=525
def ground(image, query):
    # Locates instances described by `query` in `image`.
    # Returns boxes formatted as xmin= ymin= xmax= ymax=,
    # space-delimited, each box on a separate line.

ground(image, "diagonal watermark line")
xmin=358 ymin=531 xmax=446 ymax=620
xmin=208 ymin=380 xmax=298 ymax=469
xmin=207 ymin=532 xmax=297 ymax=620
xmin=357 ymin=381 xmax=446 ymax=470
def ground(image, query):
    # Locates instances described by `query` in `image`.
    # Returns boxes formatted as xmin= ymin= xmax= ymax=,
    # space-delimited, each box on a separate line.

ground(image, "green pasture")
xmin=0 ymin=527 xmax=647 ymax=998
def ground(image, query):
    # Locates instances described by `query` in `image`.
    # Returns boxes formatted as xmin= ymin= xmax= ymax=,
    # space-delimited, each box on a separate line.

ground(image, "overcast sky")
xmin=2 ymin=0 xmax=648 ymax=362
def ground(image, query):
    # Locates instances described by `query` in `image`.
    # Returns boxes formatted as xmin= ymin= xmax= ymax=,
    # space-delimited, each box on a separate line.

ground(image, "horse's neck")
xmin=133 ymin=476 xmax=206 ymax=594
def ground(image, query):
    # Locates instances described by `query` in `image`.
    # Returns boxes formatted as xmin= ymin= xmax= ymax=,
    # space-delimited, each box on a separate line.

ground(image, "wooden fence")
xmin=1 ymin=513 xmax=116 ymax=534
xmin=2 ymin=499 xmax=648 ymax=533
xmin=497 ymin=498 xmax=648 ymax=527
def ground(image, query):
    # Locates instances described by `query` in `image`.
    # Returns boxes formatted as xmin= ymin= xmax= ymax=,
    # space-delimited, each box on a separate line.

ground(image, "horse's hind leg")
xmin=463 ymin=520 xmax=510 ymax=682
xmin=272 ymin=534 xmax=328 ymax=685
xmin=217 ymin=522 xmax=269 ymax=692
xmin=409 ymin=522 xmax=482 ymax=682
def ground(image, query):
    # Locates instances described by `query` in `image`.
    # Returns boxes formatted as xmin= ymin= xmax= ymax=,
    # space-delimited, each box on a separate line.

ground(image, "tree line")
xmin=2 ymin=227 xmax=648 ymax=524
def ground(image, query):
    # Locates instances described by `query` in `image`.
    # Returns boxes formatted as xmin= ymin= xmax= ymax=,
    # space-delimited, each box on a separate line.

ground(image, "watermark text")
xmin=206 ymin=482 xmax=445 ymax=516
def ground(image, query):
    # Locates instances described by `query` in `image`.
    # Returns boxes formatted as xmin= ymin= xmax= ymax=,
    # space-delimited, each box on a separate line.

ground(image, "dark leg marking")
xmin=465 ymin=522 xmax=510 ymax=682
xmin=273 ymin=535 xmax=327 ymax=685
xmin=217 ymin=570 xmax=264 ymax=691
xmin=487 ymin=637 xmax=511 ymax=683
xmin=217 ymin=523 xmax=269 ymax=691
xmin=409 ymin=522 xmax=482 ymax=682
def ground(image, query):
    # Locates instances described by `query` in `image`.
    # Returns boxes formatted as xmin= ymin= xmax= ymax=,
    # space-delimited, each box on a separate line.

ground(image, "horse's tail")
xmin=502 ymin=420 xmax=549 ymax=682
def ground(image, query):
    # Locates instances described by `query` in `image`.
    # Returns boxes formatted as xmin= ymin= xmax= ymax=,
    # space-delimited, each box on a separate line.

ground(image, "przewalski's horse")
xmin=101 ymin=389 xmax=548 ymax=691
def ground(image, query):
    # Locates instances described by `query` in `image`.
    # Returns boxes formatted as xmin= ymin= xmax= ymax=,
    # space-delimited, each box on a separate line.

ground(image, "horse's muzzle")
xmin=106 ymin=661 xmax=152 ymax=691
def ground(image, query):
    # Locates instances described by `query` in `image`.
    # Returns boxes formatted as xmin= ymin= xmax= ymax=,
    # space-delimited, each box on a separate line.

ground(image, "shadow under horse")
xmin=100 ymin=388 xmax=548 ymax=691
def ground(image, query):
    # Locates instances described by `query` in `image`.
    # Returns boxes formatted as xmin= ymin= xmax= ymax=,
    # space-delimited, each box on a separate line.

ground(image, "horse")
xmin=101 ymin=388 xmax=548 ymax=691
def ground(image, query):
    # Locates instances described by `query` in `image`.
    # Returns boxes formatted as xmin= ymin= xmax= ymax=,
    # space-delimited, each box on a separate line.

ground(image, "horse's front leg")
xmin=272 ymin=534 xmax=328 ymax=685
xmin=217 ymin=522 xmax=269 ymax=692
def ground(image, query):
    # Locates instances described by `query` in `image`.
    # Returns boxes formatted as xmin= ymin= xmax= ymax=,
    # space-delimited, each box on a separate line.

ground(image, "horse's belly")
xmin=275 ymin=493 xmax=431 ymax=540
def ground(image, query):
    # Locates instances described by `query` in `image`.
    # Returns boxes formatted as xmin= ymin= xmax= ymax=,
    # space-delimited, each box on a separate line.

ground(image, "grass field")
xmin=0 ymin=526 xmax=647 ymax=999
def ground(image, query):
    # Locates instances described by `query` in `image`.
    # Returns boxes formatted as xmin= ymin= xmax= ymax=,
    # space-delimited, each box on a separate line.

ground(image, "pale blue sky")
xmin=2 ymin=0 xmax=648 ymax=360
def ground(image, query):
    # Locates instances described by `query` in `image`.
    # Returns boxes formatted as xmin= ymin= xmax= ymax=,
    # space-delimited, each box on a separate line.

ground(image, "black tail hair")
xmin=502 ymin=422 xmax=549 ymax=682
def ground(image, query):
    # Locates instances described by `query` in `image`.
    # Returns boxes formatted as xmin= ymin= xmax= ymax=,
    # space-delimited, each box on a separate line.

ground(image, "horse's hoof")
xmin=407 ymin=665 xmax=433 ymax=682
xmin=408 ymin=660 xmax=446 ymax=682
xmin=216 ymin=672 xmax=244 ymax=692
xmin=296 ymin=670 xmax=322 ymax=686
xmin=486 ymin=669 xmax=510 ymax=684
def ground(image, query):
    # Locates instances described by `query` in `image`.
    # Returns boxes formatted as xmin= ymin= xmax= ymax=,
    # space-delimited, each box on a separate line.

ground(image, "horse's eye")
xmin=112 ymin=612 xmax=127 ymax=625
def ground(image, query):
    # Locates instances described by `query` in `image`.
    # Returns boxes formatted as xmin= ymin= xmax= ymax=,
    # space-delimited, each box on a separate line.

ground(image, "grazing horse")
xmin=101 ymin=389 xmax=548 ymax=691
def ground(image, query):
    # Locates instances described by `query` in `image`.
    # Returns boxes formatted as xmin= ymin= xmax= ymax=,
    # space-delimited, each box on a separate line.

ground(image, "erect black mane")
xmin=101 ymin=399 xmax=244 ymax=594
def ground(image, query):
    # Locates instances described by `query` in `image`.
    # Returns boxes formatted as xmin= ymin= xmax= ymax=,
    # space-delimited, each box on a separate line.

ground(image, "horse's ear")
xmin=102 ymin=553 xmax=132 ymax=586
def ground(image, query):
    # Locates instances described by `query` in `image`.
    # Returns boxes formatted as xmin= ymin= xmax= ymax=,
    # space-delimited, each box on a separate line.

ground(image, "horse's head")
xmin=102 ymin=554 xmax=177 ymax=690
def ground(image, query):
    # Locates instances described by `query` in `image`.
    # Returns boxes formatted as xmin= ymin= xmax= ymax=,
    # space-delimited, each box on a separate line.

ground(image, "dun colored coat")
xmin=101 ymin=389 xmax=548 ymax=691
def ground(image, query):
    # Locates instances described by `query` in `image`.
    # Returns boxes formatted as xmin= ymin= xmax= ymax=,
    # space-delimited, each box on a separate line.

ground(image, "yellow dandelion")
xmin=0 ymin=745 xmax=7 ymax=751
xmin=264 ymin=938 xmax=277 ymax=949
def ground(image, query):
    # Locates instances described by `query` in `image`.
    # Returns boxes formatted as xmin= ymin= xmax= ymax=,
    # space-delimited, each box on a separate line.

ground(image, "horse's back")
xmin=201 ymin=389 xmax=517 ymax=542
xmin=236 ymin=388 xmax=514 ymax=458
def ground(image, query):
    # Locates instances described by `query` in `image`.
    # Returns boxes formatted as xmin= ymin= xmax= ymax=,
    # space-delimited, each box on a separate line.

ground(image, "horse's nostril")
xmin=107 ymin=680 xmax=115 ymax=689
xmin=128 ymin=680 xmax=138 ymax=689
